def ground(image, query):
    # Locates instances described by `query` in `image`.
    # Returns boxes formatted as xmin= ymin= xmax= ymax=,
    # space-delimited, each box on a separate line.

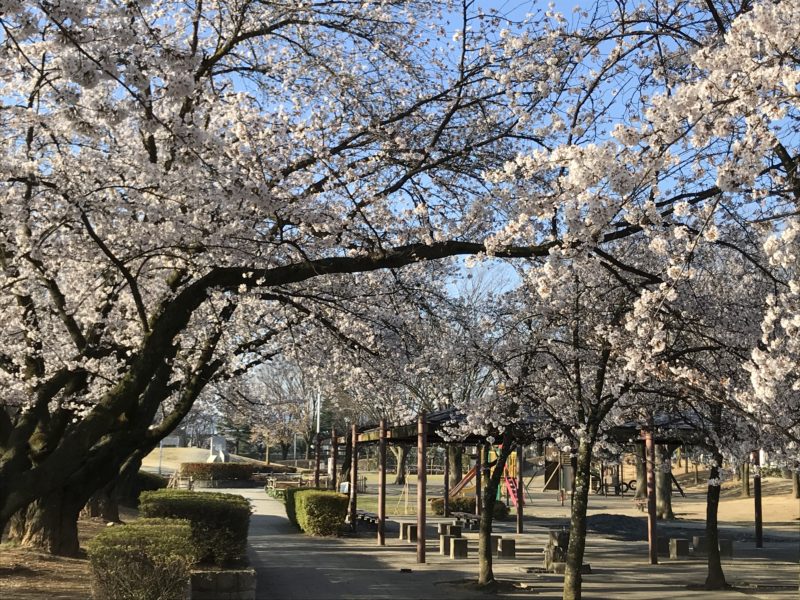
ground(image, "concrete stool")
xmin=440 ymin=534 xmax=453 ymax=556
xmin=670 ymin=538 xmax=690 ymax=559
xmin=406 ymin=524 xmax=418 ymax=542
xmin=437 ymin=523 xmax=449 ymax=535
xmin=399 ymin=522 xmax=413 ymax=540
xmin=451 ymin=537 xmax=468 ymax=559
xmin=719 ymin=539 xmax=733 ymax=558
xmin=692 ymin=535 xmax=706 ymax=553
xmin=497 ymin=538 xmax=516 ymax=558
xmin=447 ymin=524 xmax=462 ymax=538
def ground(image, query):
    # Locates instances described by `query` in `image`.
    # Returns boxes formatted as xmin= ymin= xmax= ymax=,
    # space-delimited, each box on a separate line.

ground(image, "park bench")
xmin=451 ymin=511 xmax=480 ymax=529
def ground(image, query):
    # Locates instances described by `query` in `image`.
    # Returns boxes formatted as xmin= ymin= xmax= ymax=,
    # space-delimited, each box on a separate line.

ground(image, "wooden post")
xmin=752 ymin=450 xmax=763 ymax=548
xmin=378 ymin=419 xmax=387 ymax=546
xmin=416 ymin=413 xmax=427 ymax=563
xmin=516 ymin=444 xmax=524 ymax=534
xmin=331 ymin=428 xmax=337 ymax=491
xmin=443 ymin=444 xmax=450 ymax=518
xmin=475 ymin=443 xmax=483 ymax=516
xmin=645 ymin=430 xmax=658 ymax=564
xmin=348 ymin=424 xmax=358 ymax=531
xmin=314 ymin=431 xmax=321 ymax=488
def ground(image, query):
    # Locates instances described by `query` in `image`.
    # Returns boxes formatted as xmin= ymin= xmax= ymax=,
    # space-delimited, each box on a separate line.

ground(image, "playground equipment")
xmin=447 ymin=447 xmax=534 ymax=507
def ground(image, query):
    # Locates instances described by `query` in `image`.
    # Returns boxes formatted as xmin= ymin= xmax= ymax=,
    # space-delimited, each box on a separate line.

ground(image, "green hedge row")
xmin=139 ymin=490 xmax=251 ymax=565
xmin=282 ymin=486 xmax=311 ymax=528
xmin=294 ymin=490 xmax=348 ymax=536
xmin=430 ymin=496 xmax=509 ymax=520
xmin=86 ymin=518 xmax=197 ymax=600
xmin=119 ymin=471 xmax=168 ymax=508
xmin=179 ymin=461 xmax=297 ymax=480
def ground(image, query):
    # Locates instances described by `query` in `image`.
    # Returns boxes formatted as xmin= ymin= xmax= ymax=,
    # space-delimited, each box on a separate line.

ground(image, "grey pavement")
xmin=214 ymin=489 xmax=799 ymax=600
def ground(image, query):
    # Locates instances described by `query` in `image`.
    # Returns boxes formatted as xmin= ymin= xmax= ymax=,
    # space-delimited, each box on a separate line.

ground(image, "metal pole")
xmin=516 ymin=444 xmax=524 ymax=534
xmin=752 ymin=450 xmax=763 ymax=548
xmin=314 ymin=432 xmax=321 ymax=488
xmin=416 ymin=413 xmax=427 ymax=563
xmin=645 ymin=430 xmax=658 ymax=564
xmin=378 ymin=419 xmax=387 ymax=546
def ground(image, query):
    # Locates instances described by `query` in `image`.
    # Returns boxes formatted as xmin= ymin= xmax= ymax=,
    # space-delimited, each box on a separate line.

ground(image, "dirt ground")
xmin=0 ymin=507 xmax=138 ymax=600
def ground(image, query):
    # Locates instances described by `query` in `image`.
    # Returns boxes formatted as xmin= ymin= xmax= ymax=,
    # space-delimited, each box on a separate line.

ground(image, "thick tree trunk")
xmin=340 ymin=437 xmax=352 ymax=481
xmin=391 ymin=445 xmax=410 ymax=485
xmin=655 ymin=445 xmax=674 ymax=520
xmin=704 ymin=457 xmax=727 ymax=590
xmin=478 ymin=434 xmax=512 ymax=586
xmin=741 ymin=462 xmax=750 ymax=497
xmin=634 ymin=443 xmax=647 ymax=499
xmin=82 ymin=486 xmax=120 ymax=523
xmin=563 ymin=437 xmax=593 ymax=600
xmin=792 ymin=471 xmax=799 ymax=499
xmin=8 ymin=487 xmax=85 ymax=556
xmin=448 ymin=445 xmax=464 ymax=489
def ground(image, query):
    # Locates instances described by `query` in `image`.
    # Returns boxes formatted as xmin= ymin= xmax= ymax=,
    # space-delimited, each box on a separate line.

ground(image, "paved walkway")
xmin=223 ymin=489 xmax=799 ymax=600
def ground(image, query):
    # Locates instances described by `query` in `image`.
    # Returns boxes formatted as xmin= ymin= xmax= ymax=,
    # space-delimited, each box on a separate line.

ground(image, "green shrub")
xmin=294 ymin=490 xmax=348 ymax=536
xmin=119 ymin=471 xmax=168 ymax=508
xmin=430 ymin=496 xmax=509 ymax=520
xmin=255 ymin=463 xmax=297 ymax=474
xmin=283 ymin=487 xmax=311 ymax=527
xmin=139 ymin=490 xmax=251 ymax=566
xmin=86 ymin=518 xmax=197 ymax=600
xmin=178 ymin=462 xmax=256 ymax=481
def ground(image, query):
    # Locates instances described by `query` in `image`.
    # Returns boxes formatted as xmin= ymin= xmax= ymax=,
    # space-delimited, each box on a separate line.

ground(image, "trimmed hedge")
xmin=86 ymin=518 xmax=197 ymax=600
xmin=139 ymin=490 xmax=251 ymax=566
xmin=179 ymin=462 xmax=255 ymax=481
xmin=294 ymin=490 xmax=348 ymax=536
xmin=282 ymin=486 xmax=311 ymax=528
xmin=430 ymin=496 xmax=509 ymax=520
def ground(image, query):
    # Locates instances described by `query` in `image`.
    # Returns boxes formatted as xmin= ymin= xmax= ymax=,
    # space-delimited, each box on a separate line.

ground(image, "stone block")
xmin=451 ymin=537 xmax=468 ymax=559
xmin=549 ymin=529 xmax=569 ymax=549
xmin=406 ymin=524 xmax=418 ymax=542
xmin=692 ymin=535 xmax=707 ymax=553
xmin=719 ymin=539 xmax=733 ymax=558
xmin=446 ymin=524 xmax=462 ymax=538
xmin=657 ymin=536 xmax=670 ymax=556
xmin=670 ymin=538 xmax=690 ymax=559
xmin=399 ymin=522 xmax=413 ymax=539
xmin=437 ymin=523 xmax=449 ymax=535
xmin=497 ymin=538 xmax=516 ymax=558
xmin=440 ymin=534 xmax=453 ymax=555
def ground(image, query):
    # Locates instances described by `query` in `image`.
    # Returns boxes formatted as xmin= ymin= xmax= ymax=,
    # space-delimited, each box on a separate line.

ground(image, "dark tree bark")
xmin=478 ymin=433 xmax=512 ymax=586
xmin=8 ymin=487 xmax=84 ymax=556
xmin=563 ymin=437 xmax=593 ymax=600
xmin=340 ymin=436 xmax=352 ymax=481
xmin=448 ymin=445 xmax=464 ymax=489
xmin=704 ymin=451 xmax=727 ymax=590
xmin=655 ymin=445 xmax=675 ymax=520
xmin=792 ymin=471 xmax=799 ymax=499
xmin=634 ymin=443 xmax=647 ymax=499
xmin=391 ymin=445 xmax=410 ymax=485
xmin=741 ymin=461 xmax=750 ymax=497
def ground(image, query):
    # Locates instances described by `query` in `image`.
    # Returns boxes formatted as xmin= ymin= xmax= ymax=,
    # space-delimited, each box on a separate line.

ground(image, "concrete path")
xmin=217 ymin=489 xmax=799 ymax=600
